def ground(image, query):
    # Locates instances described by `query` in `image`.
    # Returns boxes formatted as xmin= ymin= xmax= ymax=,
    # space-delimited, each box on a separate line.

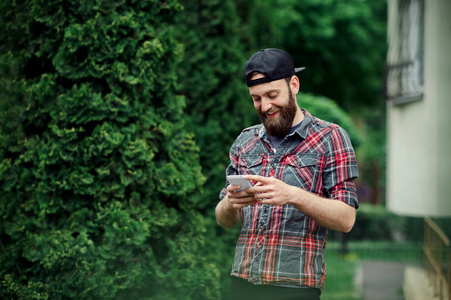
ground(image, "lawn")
xmin=321 ymin=252 xmax=362 ymax=300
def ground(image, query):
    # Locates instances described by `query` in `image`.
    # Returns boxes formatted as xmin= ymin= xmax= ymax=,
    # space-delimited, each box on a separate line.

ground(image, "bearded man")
xmin=215 ymin=49 xmax=359 ymax=300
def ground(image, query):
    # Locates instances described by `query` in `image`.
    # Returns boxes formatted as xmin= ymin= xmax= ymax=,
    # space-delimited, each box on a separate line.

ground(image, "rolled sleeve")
xmin=328 ymin=179 xmax=359 ymax=208
xmin=323 ymin=127 xmax=359 ymax=208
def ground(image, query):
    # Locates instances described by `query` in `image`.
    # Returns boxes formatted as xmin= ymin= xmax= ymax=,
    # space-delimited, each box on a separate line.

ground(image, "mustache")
xmin=260 ymin=107 xmax=280 ymax=115
xmin=266 ymin=109 xmax=279 ymax=114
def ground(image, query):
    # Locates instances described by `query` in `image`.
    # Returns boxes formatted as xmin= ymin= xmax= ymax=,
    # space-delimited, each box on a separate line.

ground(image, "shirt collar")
xmin=296 ymin=108 xmax=312 ymax=139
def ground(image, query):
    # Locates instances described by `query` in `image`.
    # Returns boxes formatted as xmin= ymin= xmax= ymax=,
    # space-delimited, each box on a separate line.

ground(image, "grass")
xmin=321 ymin=252 xmax=362 ymax=300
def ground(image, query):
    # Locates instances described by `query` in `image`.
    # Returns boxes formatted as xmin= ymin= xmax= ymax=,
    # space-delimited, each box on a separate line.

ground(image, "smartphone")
xmin=226 ymin=175 xmax=254 ymax=191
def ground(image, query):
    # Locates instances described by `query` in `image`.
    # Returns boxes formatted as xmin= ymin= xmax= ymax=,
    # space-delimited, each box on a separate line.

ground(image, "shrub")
xmin=298 ymin=93 xmax=362 ymax=148
xmin=0 ymin=1 xmax=219 ymax=299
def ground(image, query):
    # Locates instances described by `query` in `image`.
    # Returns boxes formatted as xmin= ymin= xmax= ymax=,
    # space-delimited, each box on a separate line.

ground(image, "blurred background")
xmin=0 ymin=0 xmax=450 ymax=299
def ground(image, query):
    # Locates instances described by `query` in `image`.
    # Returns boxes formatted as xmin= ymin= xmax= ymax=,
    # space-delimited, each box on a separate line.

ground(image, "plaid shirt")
xmin=220 ymin=109 xmax=359 ymax=291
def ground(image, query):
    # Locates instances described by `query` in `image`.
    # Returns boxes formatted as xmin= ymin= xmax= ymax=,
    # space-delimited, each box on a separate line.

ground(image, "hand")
xmin=226 ymin=184 xmax=258 ymax=209
xmin=244 ymin=175 xmax=299 ymax=206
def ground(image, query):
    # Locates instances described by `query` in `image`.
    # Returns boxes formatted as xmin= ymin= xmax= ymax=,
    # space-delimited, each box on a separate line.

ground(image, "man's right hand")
xmin=215 ymin=184 xmax=259 ymax=229
xmin=226 ymin=184 xmax=259 ymax=209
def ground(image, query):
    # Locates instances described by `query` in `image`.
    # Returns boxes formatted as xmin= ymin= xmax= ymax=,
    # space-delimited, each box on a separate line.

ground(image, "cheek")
xmin=253 ymin=101 xmax=261 ymax=111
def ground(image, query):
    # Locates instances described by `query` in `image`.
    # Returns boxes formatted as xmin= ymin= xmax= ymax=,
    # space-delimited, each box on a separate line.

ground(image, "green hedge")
xmin=0 ymin=1 xmax=219 ymax=299
xmin=327 ymin=203 xmax=424 ymax=242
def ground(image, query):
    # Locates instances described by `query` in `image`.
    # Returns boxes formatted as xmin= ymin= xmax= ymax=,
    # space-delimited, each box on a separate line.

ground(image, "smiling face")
xmin=249 ymin=73 xmax=303 ymax=137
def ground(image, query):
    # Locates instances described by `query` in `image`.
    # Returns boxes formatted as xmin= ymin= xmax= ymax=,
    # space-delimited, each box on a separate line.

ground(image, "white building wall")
xmin=387 ymin=0 xmax=451 ymax=216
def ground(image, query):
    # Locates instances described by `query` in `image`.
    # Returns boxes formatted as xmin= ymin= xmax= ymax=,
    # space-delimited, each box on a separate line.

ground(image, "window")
xmin=386 ymin=0 xmax=424 ymax=105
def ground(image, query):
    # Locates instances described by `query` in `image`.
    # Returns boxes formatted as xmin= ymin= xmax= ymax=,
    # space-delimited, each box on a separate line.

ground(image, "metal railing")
xmin=424 ymin=217 xmax=451 ymax=300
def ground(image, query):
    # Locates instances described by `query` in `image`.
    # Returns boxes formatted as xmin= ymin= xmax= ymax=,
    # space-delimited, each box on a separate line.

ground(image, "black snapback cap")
xmin=244 ymin=48 xmax=305 ymax=87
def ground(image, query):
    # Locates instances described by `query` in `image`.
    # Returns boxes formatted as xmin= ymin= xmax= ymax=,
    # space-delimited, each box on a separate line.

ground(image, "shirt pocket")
xmin=280 ymin=153 xmax=319 ymax=191
xmin=237 ymin=155 xmax=264 ymax=176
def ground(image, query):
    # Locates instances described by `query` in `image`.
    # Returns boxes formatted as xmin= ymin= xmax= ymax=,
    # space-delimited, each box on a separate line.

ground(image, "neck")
xmin=292 ymin=106 xmax=304 ymax=127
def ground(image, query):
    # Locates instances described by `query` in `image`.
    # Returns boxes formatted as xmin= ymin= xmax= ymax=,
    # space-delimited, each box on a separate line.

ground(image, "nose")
xmin=261 ymin=98 xmax=272 ymax=113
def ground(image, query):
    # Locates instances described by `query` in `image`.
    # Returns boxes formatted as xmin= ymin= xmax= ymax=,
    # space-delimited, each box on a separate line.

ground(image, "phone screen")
xmin=226 ymin=175 xmax=253 ymax=191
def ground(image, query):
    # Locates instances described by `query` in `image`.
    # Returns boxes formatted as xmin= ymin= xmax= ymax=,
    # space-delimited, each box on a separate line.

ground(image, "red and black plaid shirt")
xmin=220 ymin=109 xmax=359 ymax=291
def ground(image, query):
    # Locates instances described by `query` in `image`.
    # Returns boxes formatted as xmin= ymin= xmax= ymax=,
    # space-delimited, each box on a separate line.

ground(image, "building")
xmin=386 ymin=0 xmax=451 ymax=217
xmin=386 ymin=1 xmax=451 ymax=298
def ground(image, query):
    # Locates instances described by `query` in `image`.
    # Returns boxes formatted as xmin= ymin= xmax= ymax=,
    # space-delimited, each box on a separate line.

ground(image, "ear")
xmin=290 ymin=76 xmax=300 ymax=95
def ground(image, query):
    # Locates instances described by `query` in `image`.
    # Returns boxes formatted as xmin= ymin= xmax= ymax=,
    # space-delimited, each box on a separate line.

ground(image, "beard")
xmin=258 ymin=90 xmax=297 ymax=137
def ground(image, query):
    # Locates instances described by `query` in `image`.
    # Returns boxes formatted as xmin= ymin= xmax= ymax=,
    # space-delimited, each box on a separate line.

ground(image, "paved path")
xmin=361 ymin=260 xmax=414 ymax=300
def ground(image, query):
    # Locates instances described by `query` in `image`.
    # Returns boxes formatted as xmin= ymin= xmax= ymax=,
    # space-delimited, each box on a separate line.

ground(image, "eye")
xmin=268 ymin=93 xmax=278 ymax=99
xmin=252 ymin=96 xmax=261 ymax=102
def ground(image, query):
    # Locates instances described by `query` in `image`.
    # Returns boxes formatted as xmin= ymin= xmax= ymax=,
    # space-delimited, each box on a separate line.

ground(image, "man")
xmin=215 ymin=48 xmax=359 ymax=300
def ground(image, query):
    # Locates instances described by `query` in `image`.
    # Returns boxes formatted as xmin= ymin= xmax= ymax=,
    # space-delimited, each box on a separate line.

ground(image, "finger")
xmin=253 ymin=192 xmax=273 ymax=201
xmin=244 ymin=175 xmax=272 ymax=185
xmin=231 ymin=198 xmax=257 ymax=205
xmin=228 ymin=188 xmax=255 ymax=198
xmin=227 ymin=185 xmax=241 ymax=192
xmin=246 ymin=184 xmax=272 ymax=194
xmin=228 ymin=191 xmax=255 ymax=204
xmin=230 ymin=198 xmax=258 ymax=208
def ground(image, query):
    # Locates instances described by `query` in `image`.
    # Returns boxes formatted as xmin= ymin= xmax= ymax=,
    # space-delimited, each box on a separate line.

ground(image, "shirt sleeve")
xmin=323 ymin=126 xmax=359 ymax=208
xmin=328 ymin=179 xmax=359 ymax=208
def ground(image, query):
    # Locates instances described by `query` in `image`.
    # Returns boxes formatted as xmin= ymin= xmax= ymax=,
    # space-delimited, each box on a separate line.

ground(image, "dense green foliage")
xmin=0 ymin=1 xmax=219 ymax=299
xmin=0 ymin=0 xmax=389 ymax=299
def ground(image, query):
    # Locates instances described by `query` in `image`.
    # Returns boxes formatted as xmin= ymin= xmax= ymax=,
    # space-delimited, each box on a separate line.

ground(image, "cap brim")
xmin=295 ymin=67 xmax=306 ymax=73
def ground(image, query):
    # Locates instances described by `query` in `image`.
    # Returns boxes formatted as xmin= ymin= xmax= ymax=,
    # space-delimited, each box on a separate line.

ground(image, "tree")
xmin=236 ymin=0 xmax=387 ymax=111
xmin=0 ymin=0 xmax=219 ymax=299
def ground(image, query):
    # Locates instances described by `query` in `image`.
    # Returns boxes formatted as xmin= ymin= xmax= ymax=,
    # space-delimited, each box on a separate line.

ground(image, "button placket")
xmin=251 ymin=203 xmax=269 ymax=282
xmin=250 ymin=139 xmax=279 ymax=283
